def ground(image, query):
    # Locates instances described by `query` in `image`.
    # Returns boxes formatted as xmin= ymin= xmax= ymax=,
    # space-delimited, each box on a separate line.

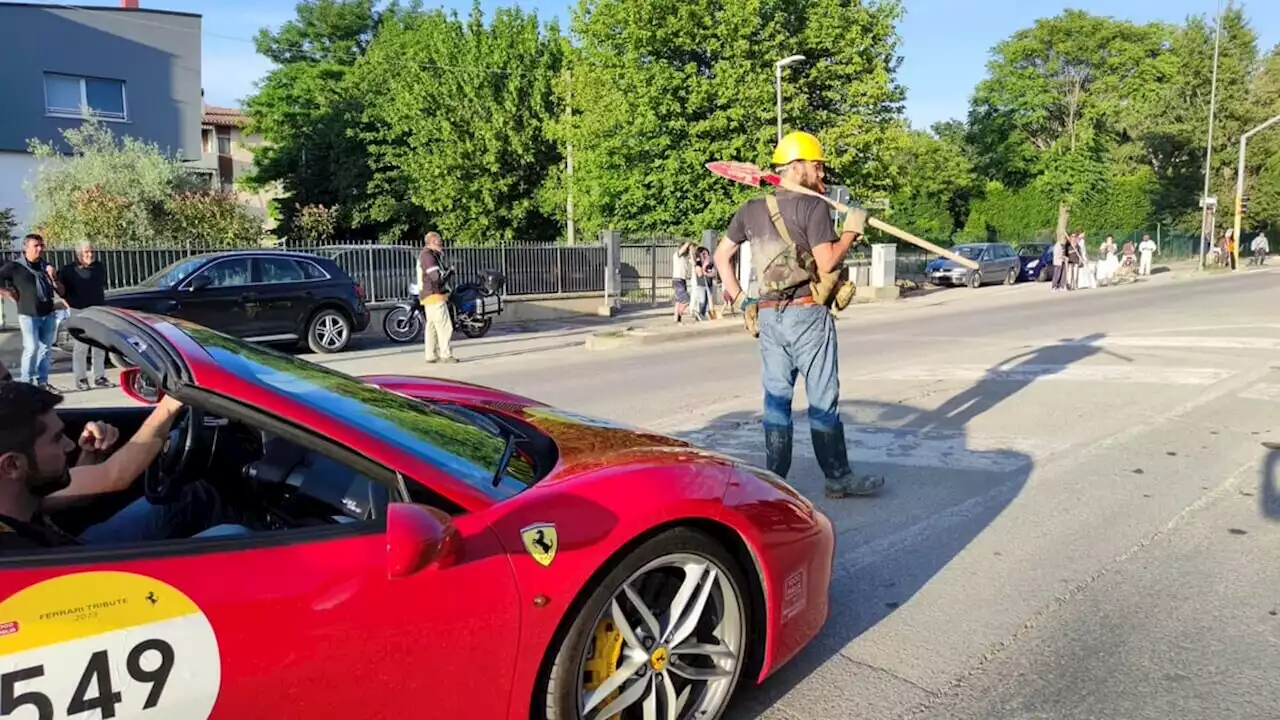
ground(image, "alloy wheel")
xmin=577 ymin=553 xmax=744 ymax=720
xmin=314 ymin=313 xmax=349 ymax=351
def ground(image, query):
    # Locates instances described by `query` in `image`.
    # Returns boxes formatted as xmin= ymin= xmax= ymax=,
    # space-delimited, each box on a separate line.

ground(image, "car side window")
xmin=298 ymin=261 xmax=328 ymax=281
xmin=194 ymin=258 xmax=251 ymax=288
xmin=257 ymin=258 xmax=306 ymax=285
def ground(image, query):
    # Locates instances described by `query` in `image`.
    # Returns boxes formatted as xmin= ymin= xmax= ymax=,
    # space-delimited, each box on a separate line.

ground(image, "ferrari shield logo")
xmin=520 ymin=523 xmax=558 ymax=567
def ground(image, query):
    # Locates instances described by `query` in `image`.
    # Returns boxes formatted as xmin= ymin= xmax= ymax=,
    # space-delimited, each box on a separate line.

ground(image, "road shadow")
xmin=900 ymin=333 xmax=1120 ymax=431
xmin=1258 ymin=444 xmax=1280 ymax=519
xmin=677 ymin=397 xmax=1033 ymax=718
xmin=669 ymin=338 xmax=1125 ymax=716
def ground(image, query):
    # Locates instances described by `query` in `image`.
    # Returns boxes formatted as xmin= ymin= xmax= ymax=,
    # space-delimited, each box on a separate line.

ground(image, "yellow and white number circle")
xmin=0 ymin=571 xmax=220 ymax=719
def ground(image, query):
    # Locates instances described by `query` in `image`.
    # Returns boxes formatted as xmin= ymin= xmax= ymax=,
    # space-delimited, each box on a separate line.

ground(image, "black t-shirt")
xmin=0 ymin=513 xmax=81 ymax=551
xmin=58 ymin=261 xmax=107 ymax=309
xmin=0 ymin=258 xmax=57 ymax=317
xmin=725 ymin=190 xmax=837 ymax=301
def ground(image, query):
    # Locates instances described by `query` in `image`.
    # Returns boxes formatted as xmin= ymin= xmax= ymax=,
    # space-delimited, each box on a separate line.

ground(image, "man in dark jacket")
xmin=0 ymin=234 xmax=61 ymax=390
xmin=58 ymin=241 xmax=111 ymax=391
xmin=417 ymin=231 xmax=456 ymax=363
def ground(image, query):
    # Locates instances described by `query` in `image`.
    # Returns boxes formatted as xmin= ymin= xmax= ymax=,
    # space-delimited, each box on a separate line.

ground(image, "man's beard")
xmin=25 ymin=466 xmax=71 ymax=499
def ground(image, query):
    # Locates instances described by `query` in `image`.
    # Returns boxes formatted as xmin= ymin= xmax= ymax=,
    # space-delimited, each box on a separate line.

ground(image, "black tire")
xmin=541 ymin=527 xmax=751 ymax=720
xmin=460 ymin=317 xmax=492 ymax=339
xmin=306 ymin=308 xmax=353 ymax=354
xmin=1004 ymin=266 xmax=1018 ymax=285
xmin=968 ymin=270 xmax=982 ymax=289
xmin=1038 ymin=266 xmax=1051 ymax=282
xmin=382 ymin=306 xmax=423 ymax=344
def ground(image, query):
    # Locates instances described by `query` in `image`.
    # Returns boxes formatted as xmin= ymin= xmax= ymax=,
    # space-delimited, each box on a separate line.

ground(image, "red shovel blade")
xmin=706 ymin=161 xmax=781 ymax=188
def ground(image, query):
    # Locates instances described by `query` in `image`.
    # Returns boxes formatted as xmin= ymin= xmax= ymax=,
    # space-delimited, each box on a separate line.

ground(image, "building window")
xmin=44 ymin=73 xmax=127 ymax=120
xmin=216 ymin=127 xmax=232 ymax=155
xmin=202 ymin=128 xmax=213 ymax=153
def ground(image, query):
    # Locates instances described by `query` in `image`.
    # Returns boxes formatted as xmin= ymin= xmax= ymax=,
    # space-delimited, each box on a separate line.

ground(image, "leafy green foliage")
xmin=350 ymin=3 xmax=565 ymax=245
xmin=561 ymin=0 xmax=906 ymax=237
xmin=24 ymin=121 xmax=262 ymax=248
xmin=0 ymin=207 xmax=15 ymax=246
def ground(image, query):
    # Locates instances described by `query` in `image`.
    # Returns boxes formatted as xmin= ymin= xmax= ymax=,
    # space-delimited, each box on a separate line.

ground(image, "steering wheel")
xmin=143 ymin=405 xmax=207 ymax=505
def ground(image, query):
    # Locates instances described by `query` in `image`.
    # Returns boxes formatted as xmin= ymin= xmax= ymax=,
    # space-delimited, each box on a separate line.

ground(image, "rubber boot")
xmin=811 ymin=422 xmax=884 ymax=498
xmin=764 ymin=426 xmax=793 ymax=479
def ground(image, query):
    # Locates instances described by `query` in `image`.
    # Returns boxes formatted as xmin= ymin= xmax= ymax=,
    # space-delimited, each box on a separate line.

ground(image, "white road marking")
xmin=1075 ymin=336 xmax=1280 ymax=350
xmin=681 ymin=422 xmax=1058 ymax=473
xmin=855 ymin=364 xmax=1233 ymax=386
xmin=1238 ymin=383 xmax=1280 ymax=402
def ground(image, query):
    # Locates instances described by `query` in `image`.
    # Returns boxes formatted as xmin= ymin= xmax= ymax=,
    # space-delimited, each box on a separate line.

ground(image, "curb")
xmin=585 ymin=319 xmax=746 ymax=351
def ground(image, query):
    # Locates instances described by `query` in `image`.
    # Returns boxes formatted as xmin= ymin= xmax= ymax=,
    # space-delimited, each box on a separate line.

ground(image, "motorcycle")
xmin=383 ymin=267 xmax=506 ymax=343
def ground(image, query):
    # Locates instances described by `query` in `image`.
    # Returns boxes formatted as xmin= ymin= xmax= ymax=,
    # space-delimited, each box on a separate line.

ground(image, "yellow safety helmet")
xmin=772 ymin=131 xmax=825 ymax=166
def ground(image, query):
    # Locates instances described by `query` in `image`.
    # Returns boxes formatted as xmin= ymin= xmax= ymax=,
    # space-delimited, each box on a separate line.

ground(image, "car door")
xmin=998 ymin=245 xmax=1018 ymax=276
xmin=176 ymin=257 xmax=252 ymax=336
xmin=247 ymin=257 xmax=312 ymax=340
xmin=0 ymin=510 xmax=521 ymax=720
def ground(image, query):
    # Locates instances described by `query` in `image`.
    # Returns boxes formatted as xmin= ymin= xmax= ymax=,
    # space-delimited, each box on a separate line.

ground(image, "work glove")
xmin=724 ymin=290 xmax=747 ymax=313
xmin=843 ymin=207 xmax=868 ymax=236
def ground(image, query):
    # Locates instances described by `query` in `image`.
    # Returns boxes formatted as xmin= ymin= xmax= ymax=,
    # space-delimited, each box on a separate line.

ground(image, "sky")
xmin=24 ymin=0 xmax=1280 ymax=130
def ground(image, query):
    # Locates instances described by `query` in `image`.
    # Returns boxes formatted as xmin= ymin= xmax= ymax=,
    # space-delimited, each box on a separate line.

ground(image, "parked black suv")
xmin=106 ymin=250 xmax=370 ymax=354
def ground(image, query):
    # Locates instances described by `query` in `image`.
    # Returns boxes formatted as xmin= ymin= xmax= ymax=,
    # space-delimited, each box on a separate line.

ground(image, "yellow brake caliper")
xmin=583 ymin=617 xmax=625 ymax=719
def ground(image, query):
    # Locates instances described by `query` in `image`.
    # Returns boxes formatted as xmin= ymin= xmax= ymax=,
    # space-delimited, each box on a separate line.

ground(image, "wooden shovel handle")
xmin=775 ymin=177 xmax=980 ymax=270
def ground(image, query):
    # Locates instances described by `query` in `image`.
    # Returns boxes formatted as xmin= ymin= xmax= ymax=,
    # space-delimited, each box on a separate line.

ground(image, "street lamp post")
xmin=1233 ymin=112 xmax=1280 ymax=268
xmin=774 ymin=55 xmax=806 ymax=143
xmin=1199 ymin=0 xmax=1224 ymax=269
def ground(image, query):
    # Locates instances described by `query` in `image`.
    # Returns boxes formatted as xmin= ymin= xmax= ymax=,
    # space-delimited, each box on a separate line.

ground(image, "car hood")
xmin=361 ymin=374 xmax=700 ymax=481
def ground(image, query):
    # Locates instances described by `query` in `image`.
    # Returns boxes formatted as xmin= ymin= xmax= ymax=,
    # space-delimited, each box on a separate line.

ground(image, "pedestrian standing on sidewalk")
xmin=712 ymin=131 xmax=884 ymax=499
xmin=1251 ymin=232 xmax=1269 ymax=266
xmin=671 ymin=243 xmax=692 ymax=323
xmin=1100 ymin=235 xmax=1117 ymax=262
xmin=1051 ymin=235 xmax=1067 ymax=291
xmin=0 ymin=234 xmax=61 ymax=391
xmin=58 ymin=242 xmax=112 ymax=391
xmin=1138 ymin=234 xmax=1157 ymax=276
xmin=417 ymin=231 xmax=456 ymax=364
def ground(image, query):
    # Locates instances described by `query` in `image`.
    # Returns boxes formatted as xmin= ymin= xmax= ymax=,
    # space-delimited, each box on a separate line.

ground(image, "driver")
xmin=0 ymin=382 xmax=242 ymax=549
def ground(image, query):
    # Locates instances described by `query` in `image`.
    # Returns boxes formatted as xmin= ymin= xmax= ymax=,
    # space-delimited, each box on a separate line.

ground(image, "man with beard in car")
xmin=0 ymin=382 xmax=244 ymax=549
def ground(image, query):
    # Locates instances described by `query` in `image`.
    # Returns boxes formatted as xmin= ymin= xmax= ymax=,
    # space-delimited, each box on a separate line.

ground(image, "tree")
xmin=351 ymin=3 xmax=565 ymax=245
xmin=25 ymin=120 xmax=262 ymax=248
xmin=888 ymin=127 xmax=978 ymax=240
xmin=968 ymin=10 xmax=1169 ymax=239
xmin=562 ymin=0 xmax=906 ymax=237
xmin=243 ymin=0 xmax=392 ymax=242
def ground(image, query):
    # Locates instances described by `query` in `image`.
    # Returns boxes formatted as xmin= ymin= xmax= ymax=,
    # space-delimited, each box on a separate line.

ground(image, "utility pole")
xmin=565 ymin=69 xmax=575 ymax=245
xmin=1198 ymin=0 xmax=1224 ymax=270
xmin=1233 ymin=113 xmax=1280 ymax=269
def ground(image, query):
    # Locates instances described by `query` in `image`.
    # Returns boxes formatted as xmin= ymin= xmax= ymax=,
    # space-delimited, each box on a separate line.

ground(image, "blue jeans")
xmin=18 ymin=313 xmax=57 ymax=385
xmin=77 ymin=481 xmax=246 ymax=544
xmin=758 ymin=303 xmax=841 ymax=432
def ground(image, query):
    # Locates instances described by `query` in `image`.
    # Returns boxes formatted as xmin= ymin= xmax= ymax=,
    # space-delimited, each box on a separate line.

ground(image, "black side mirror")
xmin=189 ymin=275 xmax=212 ymax=292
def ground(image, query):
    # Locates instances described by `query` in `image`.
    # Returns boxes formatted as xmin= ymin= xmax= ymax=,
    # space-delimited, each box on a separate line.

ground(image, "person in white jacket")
xmin=1251 ymin=233 xmax=1269 ymax=266
xmin=1138 ymin=234 xmax=1157 ymax=276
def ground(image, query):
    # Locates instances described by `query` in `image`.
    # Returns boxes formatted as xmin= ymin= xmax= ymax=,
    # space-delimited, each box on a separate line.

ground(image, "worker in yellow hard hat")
xmin=712 ymin=130 xmax=884 ymax=499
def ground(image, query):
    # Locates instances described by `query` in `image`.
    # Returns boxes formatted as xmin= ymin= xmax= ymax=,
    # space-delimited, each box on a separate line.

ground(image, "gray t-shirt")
xmin=724 ymin=190 xmax=836 ymax=302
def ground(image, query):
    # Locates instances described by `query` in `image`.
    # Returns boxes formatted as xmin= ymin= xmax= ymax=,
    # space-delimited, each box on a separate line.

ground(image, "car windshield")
xmin=139 ymin=257 xmax=209 ymax=289
xmin=953 ymin=245 xmax=984 ymax=259
xmin=178 ymin=324 xmax=536 ymax=499
xmin=1018 ymin=245 xmax=1047 ymax=257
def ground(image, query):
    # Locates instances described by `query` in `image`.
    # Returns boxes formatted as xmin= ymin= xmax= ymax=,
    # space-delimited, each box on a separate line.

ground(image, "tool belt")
xmin=763 ymin=195 xmax=856 ymax=314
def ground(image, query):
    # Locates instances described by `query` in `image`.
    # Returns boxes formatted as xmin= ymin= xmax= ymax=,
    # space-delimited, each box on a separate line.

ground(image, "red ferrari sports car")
xmin=0 ymin=307 xmax=834 ymax=720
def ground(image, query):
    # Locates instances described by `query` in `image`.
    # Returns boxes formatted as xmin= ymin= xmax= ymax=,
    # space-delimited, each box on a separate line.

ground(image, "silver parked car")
xmin=926 ymin=242 xmax=1022 ymax=288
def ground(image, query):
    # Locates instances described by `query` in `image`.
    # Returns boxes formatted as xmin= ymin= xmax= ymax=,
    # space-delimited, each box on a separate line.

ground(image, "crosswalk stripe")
xmin=855 ymin=364 xmax=1232 ymax=386
xmin=681 ymin=422 xmax=1053 ymax=473
xmin=1238 ymin=383 xmax=1280 ymax=402
xmin=1077 ymin=336 xmax=1280 ymax=350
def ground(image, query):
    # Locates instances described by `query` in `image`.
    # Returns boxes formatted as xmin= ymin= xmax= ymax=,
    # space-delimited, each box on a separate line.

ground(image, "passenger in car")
xmin=0 ymin=383 xmax=244 ymax=550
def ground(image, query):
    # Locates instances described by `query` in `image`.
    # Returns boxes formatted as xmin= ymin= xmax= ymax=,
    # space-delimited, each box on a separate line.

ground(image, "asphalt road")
xmin=56 ymin=265 xmax=1280 ymax=719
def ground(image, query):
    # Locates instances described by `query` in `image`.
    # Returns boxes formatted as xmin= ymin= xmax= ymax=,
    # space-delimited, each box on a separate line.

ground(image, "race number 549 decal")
xmin=0 ymin=572 xmax=221 ymax=719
